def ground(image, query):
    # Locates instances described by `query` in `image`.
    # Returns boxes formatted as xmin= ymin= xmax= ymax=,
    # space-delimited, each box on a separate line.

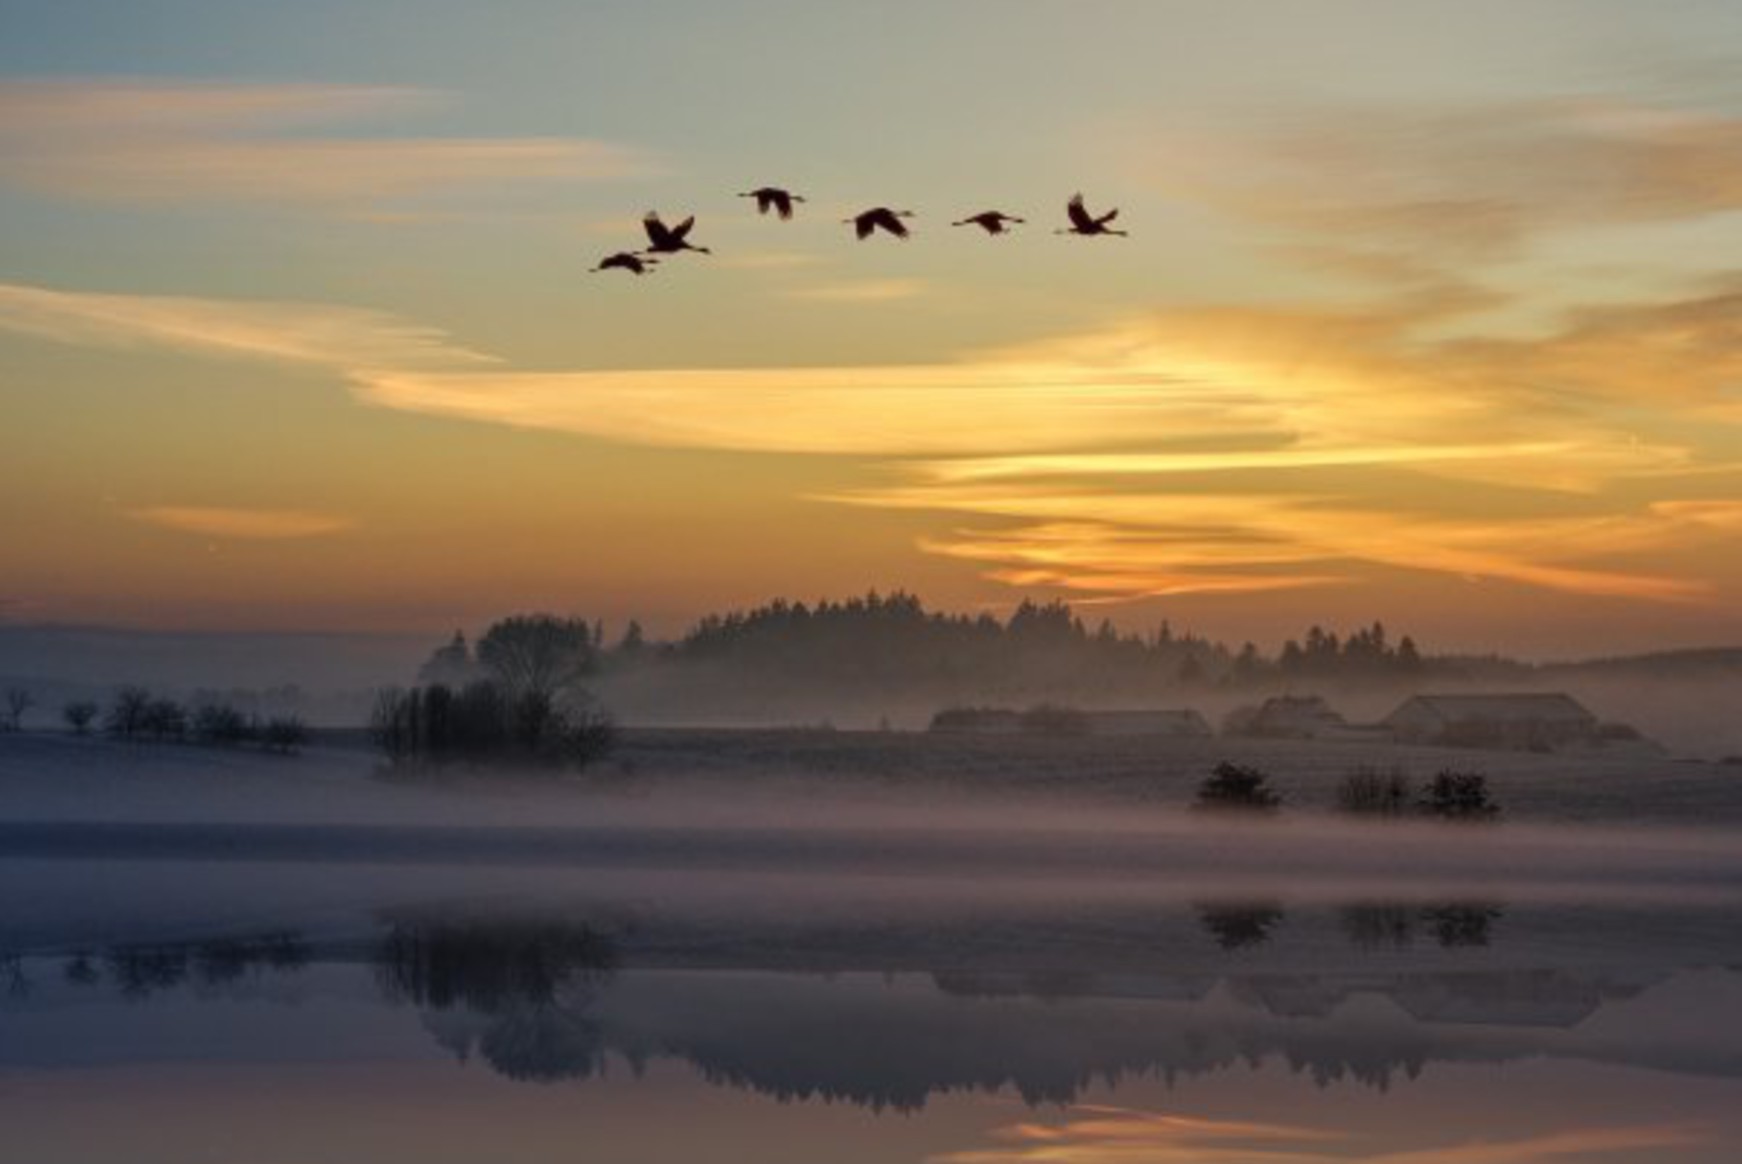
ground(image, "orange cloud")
xmin=848 ymin=487 xmax=1713 ymax=603
xmin=3 ymin=278 xmax=1736 ymax=606
xmin=130 ymin=506 xmax=356 ymax=540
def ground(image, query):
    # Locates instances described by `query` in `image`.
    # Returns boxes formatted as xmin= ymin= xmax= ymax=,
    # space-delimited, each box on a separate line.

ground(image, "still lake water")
xmin=3 ymin=817 xmax=1741 ymax=1163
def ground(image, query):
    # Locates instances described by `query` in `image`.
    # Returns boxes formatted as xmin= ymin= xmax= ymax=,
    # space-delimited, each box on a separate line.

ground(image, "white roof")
xmin=1388 ymin=693 xmax=1595 ymax=723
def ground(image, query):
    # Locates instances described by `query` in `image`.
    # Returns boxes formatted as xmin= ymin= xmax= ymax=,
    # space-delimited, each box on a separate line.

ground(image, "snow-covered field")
xmin=5 ymin=727 xmax=1740 ymax=826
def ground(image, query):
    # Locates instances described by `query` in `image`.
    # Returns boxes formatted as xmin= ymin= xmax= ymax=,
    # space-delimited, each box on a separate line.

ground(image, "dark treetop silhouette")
xmin=739 ymin=186 xmax=806 ymax=219
xmin=846 ymin=206 xmax=917 ymax=240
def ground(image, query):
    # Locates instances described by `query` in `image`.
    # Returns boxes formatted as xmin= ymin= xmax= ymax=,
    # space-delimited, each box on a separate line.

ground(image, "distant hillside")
xmin=6 ymin=602 xmax=1739 ymax=739
xmin=0 ymin=624 xmax=424 ymax=688
xmin=1549 ymin=647 xmax=1742 ymax=679
xmin=0 ymin=624 xmax=424 ymax=725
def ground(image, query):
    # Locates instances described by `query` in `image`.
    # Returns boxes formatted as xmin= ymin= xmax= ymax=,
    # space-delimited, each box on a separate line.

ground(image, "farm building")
xmin=929 ymin=706 xmax=1210 ymax=737
xmin=1383 ymin=693 xmax=1598 ymax=749
xmin=1082 ymin=709 xmax=1212 ymax=738
xmin=1225 ymin=695 xmax=1349 ymax=740
xmin=928 ymin=707 xmax=1024 ymax=734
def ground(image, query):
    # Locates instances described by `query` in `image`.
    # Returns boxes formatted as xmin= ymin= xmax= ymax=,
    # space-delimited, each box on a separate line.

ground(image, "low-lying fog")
xmin=2 ymin=730 xmax=1738 ymax=964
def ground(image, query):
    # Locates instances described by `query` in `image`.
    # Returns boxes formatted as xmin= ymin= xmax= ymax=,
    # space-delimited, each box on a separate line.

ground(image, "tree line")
xmin=54 ymin=686 xmax=309 ymax=753
xmin=380 ymin=614 xmax=614 ymax=772
xmin=418 ymin=592 xmax=1451 ymax=705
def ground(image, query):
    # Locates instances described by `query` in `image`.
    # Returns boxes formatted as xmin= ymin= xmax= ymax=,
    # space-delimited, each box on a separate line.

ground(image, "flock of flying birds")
xmin=590 ymin=188 xmax=1128 ymax=275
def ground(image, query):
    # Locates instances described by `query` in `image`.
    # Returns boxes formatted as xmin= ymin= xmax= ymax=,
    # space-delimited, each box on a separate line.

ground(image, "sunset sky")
xmin=4 ymin=0 xmax=1742 ymax=656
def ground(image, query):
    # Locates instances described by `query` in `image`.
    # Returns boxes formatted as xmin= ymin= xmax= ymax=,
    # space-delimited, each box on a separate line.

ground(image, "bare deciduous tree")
xmin=105 ymin=686 xmax=153 ymax=740
xmin=476 ymin=615 xmax=597 ymax=703
xmin=62 ymin=701 xmax=98 ymax=735
xmin=3 ymin=687 xmax=33 ymax=732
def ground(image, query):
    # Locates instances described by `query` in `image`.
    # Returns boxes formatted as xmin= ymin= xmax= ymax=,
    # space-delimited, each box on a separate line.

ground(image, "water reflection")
xmin=5 ymin=900 xmax=1740 ymax=1111
xmin=377 ymin=917 xmax=618 ymax=1083
xmin=1 ymin=951 xmax=25 ymax=998
xmin=1340 ymin=901 xmax=1503 ymax=950
xmin=1196 ymin=901 xmax=1286 ymax=949
xmin=937 ymin=1104 xmax=1714 ymax=1164
xmin=97 ymin=932 xmax=309 ymax=999
xmin=1423 ymin=901 xmax=1503 ymax=947
xmin=375 ymin=917 xmax=615 ymax=1011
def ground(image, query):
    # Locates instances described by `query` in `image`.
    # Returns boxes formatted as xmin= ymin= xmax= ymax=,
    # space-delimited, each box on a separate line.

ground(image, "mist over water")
xmin=4 ymin=708 xmax=1741 ymax=1163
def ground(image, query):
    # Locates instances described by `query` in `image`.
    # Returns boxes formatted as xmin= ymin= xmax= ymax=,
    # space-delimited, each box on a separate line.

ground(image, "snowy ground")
xmin=4 ymin=727 xmax=1741 ymax=826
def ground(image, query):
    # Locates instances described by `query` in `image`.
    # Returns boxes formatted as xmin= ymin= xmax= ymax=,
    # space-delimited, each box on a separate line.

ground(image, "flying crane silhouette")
xmin=845 ymin=206 xmax=916 ymax=240
xmin=1058 ymin=193 xmax=1127 ymax=237
xmin=591 ymin=251 xmax=657 ymax=276
xmin=642 ymin=211 xmax=712 ymax=255
xmin=952 ymin=210 xmax=1025 ymax=235
xmin=739 ymin=187 xmax=806 ymax=220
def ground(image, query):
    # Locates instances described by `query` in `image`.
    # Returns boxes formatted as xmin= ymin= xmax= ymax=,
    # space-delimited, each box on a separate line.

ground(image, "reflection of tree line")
xmin=1195 ymin=901 xmax=1504 ymax=951
xmin=11 ymin=919 xmax=623 ymax=1084
xmin=23 ymin=899 xmax=1684 ymax=1110
xmin=375 ymin=917 xmax=618 ymax=1083
xmin=3 ymin=932 xmax=311 ymax=1000
xmin=6 ymin=900 xmax=1502 ymax=1004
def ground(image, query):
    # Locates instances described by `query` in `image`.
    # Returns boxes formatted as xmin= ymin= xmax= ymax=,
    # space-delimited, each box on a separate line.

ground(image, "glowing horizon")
xmin=4 ymin=3 xmax=1742 ymax=655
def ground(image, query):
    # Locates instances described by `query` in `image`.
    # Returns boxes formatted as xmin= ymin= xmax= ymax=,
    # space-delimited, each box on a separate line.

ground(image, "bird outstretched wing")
xmin=1095 ymin=207 xmax=1120 ymax=225
xmin=1067 ymin=195 xmax=1095 ymax=232
xmin=594 ymin=252 xmax=648 ymax=274
xmin=854 ymin=213 xmax=875 ymax=239
xmin=643 ymin=212 xmax=673 ymax=248
xmin=671 ymin=216 xmax=696 ymax=240
xmin=875 ymin=209 xmax=909 ymax=238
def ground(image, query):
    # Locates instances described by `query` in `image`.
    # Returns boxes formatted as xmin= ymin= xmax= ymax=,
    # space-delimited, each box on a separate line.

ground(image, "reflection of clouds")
xmin=933 ymin=1104 xmax=1706 ymax=1164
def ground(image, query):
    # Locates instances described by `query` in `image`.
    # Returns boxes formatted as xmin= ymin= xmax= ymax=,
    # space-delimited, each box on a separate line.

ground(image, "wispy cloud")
xmin=0 ymin=281 xmax=493 ymax=370
xmin=848 ymin=488 xmax=1714 ymax=603
xmin=1153 ymin=98 xmax=1742 ymax=261
xmin=130 ymin=506 xmax=356 ymax=540
xmin=0 ymin=81 xmax=653 ymax=209
xmin=715 ymin=250 xmax=824 ymax=271
xmin=3 ymin=277 xmax=1737 ymax=604
xmin=790 ymin=278 xmax=930 ymax=302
